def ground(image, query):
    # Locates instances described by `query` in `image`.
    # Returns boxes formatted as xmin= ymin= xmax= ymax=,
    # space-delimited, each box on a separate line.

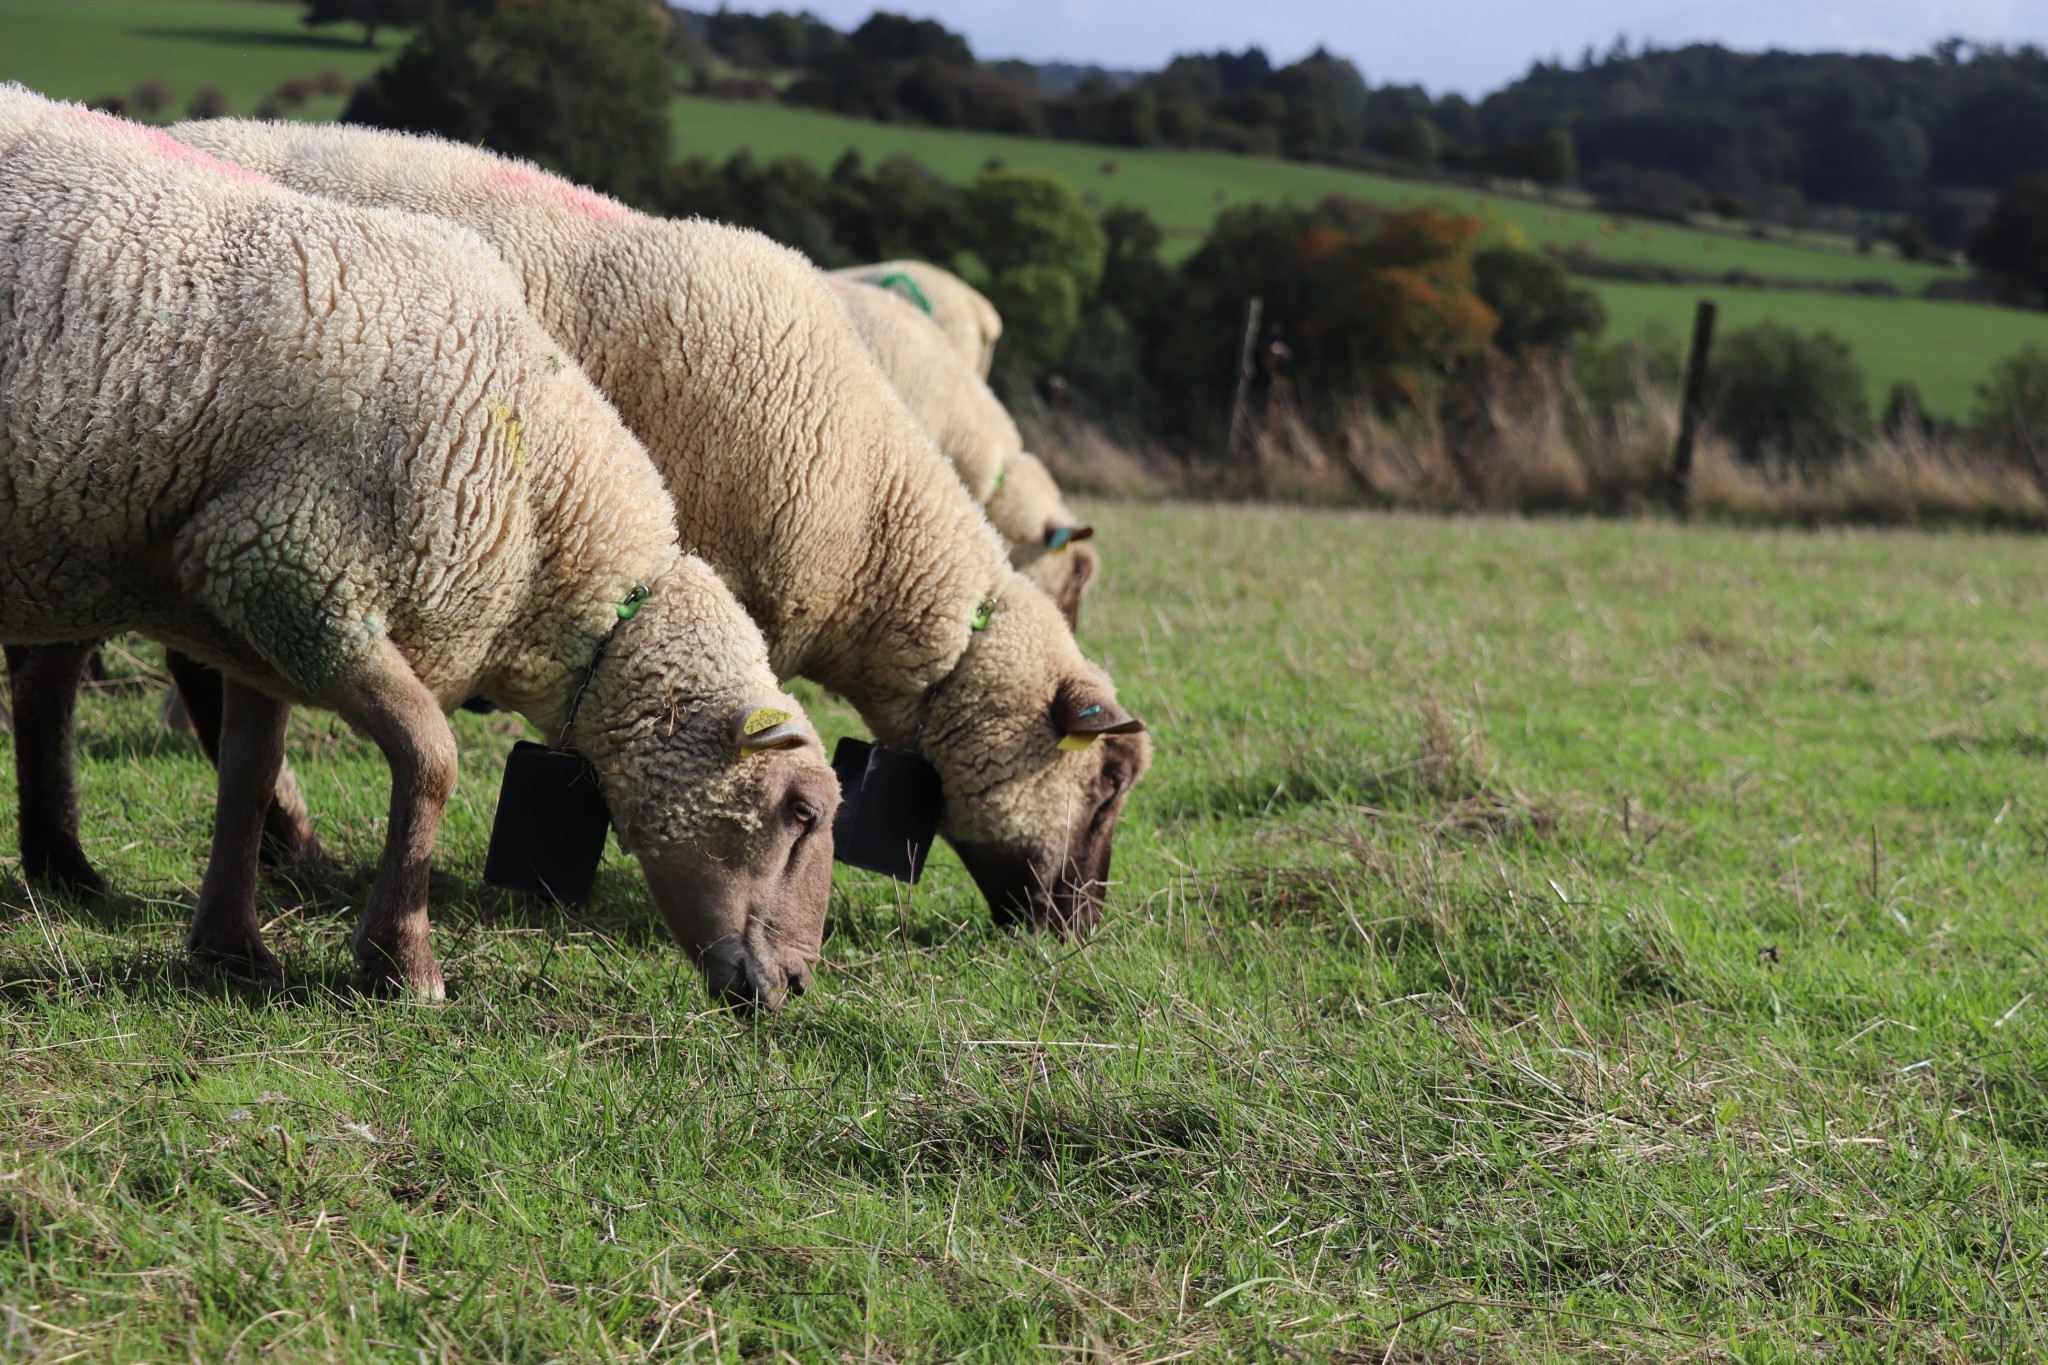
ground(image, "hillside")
xmin=669 ymin=97 xmax=2043 ymax=416
xmin=0 ymin=0 xmax=394 ymax=120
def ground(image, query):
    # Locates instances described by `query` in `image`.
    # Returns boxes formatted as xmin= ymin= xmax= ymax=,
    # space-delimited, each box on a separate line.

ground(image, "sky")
xmin=770 ymin=0 xmax=2048 ymax=96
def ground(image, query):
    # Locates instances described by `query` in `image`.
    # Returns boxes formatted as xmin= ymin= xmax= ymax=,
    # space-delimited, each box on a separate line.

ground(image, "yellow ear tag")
xmin=743 ymin=707 xmax=793 ymax=737
xmin=1058 ymin=733 xmax=1100 ymax=752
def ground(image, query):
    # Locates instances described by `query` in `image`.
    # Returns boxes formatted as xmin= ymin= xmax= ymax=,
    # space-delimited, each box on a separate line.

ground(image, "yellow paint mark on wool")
xmin=490 ymin=398 xmax=530 ymax=475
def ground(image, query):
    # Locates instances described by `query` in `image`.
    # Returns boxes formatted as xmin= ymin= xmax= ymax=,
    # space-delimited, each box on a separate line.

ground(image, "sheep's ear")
xmin=1045 ymin=524 xmax=1095 ymax=552
xmin=735 ymin=704 xmax=809 ymax=754
xmin=1053 ymin=684 xmax=1141 ymax=751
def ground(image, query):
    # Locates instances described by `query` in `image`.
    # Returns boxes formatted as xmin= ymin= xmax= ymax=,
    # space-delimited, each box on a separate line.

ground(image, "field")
xmin=0 ymin=0 xmax=395 ymax=122
xmin=665 ymin=98 xmax=2048 ymax=420
xmin=8 ymin=505 xmax=2048 ymax=1358
xmin=4 ymin=2 xmax=2046 ymax=417
xmin=668 ymin=98 xmax=1957 ymax=290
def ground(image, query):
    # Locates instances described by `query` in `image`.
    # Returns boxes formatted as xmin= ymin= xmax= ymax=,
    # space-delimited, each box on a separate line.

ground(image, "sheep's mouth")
xmin=951 ymin=841 xmax=1109 ymax=938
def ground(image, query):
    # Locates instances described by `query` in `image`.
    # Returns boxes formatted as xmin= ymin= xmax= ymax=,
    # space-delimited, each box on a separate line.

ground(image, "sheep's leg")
xmin=5 ymin=641 xmax=107 ymax=895
xmin=162 ymin=650 xmax=323 ymax=869
xmin=323 ymin=639 xmax=455 ymax=1001
xmin=185 ymin=679 xmax=291 ymax=978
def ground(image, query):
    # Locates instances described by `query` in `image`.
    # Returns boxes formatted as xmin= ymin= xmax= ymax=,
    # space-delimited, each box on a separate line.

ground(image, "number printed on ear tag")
xmin=743 ymin=707 xmax=793 ymax=736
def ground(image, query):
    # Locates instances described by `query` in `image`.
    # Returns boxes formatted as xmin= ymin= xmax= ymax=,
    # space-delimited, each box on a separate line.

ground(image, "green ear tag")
xmin=970 ymin=597 xmax=996 ymax=631
xmin=615 ymin=584 xmax=650 ymax=620
xmin=877 ymin=271 xmax=934 ymax=315
xmin=991 ymin=465 xmax=1007 ymax=493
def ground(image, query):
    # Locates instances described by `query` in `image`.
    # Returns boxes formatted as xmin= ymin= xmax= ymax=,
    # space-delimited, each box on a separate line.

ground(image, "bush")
xmin=344 ymin=0 xmax=673 ymax=206
xmin=1471 ymin=248 xmax=1606 ymax=354
xmin=1975 ymin=345 xmax=2048 ymax=474
xmin=1707 ymin=322 xmax=1868 ymax=466
xmin=963 ymin=169 xmax=1106 ymax=381
xmin=186 ymin=87 xmax=229 ymax=119
xmin=1969 ymin=173 xmax=2048 ymax=303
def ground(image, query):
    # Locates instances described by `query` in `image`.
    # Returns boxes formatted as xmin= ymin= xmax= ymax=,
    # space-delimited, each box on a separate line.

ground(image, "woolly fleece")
xmin=0 ymin=88 xmax=831 ymax=987
xmin=828 ymin=278 xmax=1098 ymax=621
xmin=175 ymin=118 xmax=1150 ymax=930
xmin=831 ymin=260 xmax=1004 ymax=379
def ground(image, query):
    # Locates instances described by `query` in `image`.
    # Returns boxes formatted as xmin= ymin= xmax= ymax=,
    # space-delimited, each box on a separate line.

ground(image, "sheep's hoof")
xmin=24 ymin=843 xmax=106 ymax=898
xmin=353 ymin=943 xmax=446 ymax=1002
xmin=187 ymin=929 xmax=283 ymax=982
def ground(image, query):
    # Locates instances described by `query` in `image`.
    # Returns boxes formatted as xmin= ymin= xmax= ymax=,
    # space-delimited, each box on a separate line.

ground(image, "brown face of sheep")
xmin=1024 ymin=530 xmax=1097 ymax=631
xmin=936 ymin=673 xmax=1149 ymax=938
xmin=603 ymin=708 xmax=840 ymax=1012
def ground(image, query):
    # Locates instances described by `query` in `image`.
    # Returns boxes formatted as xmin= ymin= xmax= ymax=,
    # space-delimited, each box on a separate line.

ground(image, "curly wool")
xmin=0 ymin=87 xmax=810 ymax=855
xmin=171 ymin=118 xmax=1147 ymax=880
xmin=828 ymin=278 xmax=1096 ymax=612
xmin=830 ymin=261 xmax=1004 ymax=379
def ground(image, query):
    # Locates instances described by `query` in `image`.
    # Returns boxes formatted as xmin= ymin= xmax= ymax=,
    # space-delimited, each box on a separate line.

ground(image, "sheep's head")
xmin=917 ymin=578 xmax=1148 ymax=936
xmin=986 ymin=453 xmax=1096 ymax=629
xmin=572 ymin=562 xmax=839 ymax=1010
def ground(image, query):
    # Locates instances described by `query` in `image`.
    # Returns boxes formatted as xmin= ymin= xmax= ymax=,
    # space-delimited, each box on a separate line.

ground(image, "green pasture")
xmin=1593 ymin=281 xmax=2048 ymax=418
xmin=0 ymin=0 xmax=393 ymax=121
xmin=9 ymin=505 xmax=2048 ymax=1358
xmin=669 ymin=96 xmax=1963 ymax=292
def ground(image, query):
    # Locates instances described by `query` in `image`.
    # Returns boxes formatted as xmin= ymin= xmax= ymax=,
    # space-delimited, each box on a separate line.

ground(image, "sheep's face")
xmin=576 ymin=580 xmax=840 ymax=1011
xmin=921 ymin=581 xmax=1148 ymax=936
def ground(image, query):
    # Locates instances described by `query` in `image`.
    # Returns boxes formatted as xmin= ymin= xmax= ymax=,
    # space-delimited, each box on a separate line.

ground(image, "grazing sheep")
xmin=831 ymin=260 xmax=1003 ymax=379
xmin=828 ymin=278 xmax=1098 ymax=627
xmin=0 ymin=89 xmax=838 ymax=1005
xmin=174 ymin=119 xmax=1149 ymax=934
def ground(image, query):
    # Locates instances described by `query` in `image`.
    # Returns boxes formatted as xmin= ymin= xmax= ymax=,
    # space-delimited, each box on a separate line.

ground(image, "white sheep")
xmin=174 ymin=119 xmax=1150 ymax=934
xmin=827 ymin=278 xmax=1099 ymax=627
xmin=830 ymin=260 xmax=1003 ymax=379
xmin=0 ymin=89 xmax=839 ymax=1005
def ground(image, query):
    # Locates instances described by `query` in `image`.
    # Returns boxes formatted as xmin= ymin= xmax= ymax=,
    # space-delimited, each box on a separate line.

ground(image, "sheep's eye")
xmin=791 ymin=799 xmax=820 ymax=828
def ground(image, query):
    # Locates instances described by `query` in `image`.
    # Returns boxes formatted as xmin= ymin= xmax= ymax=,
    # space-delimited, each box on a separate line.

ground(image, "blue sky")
xmin=773 ymin=0 xmax=2048 ymax=96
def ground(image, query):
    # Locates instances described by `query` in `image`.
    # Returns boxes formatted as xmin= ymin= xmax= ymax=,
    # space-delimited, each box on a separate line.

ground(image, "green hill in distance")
xmin=0 ymin=0 xmax=392 ymax=121
xmin=0 ymin=3 xmax=2041 ymax=419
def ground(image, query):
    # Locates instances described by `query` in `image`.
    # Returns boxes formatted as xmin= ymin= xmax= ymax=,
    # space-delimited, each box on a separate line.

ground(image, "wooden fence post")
xmin=1225 ymin=295 xmax=1263 ymax=458
xmin=1667 ymin=298 xmax=1718 ymax=518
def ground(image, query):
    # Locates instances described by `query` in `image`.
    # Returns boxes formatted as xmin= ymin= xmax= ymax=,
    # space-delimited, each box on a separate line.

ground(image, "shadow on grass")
xmin=128 ymin=26 xmax=382 ymax=53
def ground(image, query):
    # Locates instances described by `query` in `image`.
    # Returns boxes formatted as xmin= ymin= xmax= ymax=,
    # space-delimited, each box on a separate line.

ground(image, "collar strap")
xmin=557 ymin=583 xmax=650 ymax=749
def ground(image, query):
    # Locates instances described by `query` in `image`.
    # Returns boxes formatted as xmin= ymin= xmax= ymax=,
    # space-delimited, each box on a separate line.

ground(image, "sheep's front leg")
xmin=323 ymin=639 xmax=456 ymax=1001
xmin=185 ymin=679 xmax=292 ymax=977
xmin=5 ymin=640 xmax=107 ymax=894
xmin=163 ymin=650 xmax=323 ymax=869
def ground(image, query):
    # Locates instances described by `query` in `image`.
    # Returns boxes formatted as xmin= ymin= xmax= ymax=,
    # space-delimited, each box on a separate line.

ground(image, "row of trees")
xmin=677 ymin=11 xmax=2048 ymax=240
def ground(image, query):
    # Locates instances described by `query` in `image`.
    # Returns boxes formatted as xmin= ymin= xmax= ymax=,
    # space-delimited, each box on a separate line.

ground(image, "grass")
xmin=669 ymin=96 xmax=1963 ymax=291
xmin=9 ymin=504 xmax=2048 ymax=1358
xmin=1593 ymin=282 xmax=2048 ymax=418
xmin=0 ymin=0 xmax=395 ymax=121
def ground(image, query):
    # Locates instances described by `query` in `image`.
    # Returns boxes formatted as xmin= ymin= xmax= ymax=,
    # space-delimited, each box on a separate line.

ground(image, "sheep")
xmin=0 ymin=88 xmax=839 ymax=1005
xmin=827 ymin=277 xmax=1098 ymax=627
xmin=171 ymin=119 xmax=1151 ymax=934
xmin=830 ymin=260 xmax=1003 ymax=379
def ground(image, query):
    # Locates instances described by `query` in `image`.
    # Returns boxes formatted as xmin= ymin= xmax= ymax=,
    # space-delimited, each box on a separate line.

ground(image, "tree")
xmin=344 ymin=0 xmax=672 ymax=206
xmin=1471 ymin=248 xmax=1606 ymax=353
xmin=1969 ymin=173 xmax=2048 ymax=304
xmin=302 ymin=0 xmax=424 ymax=49
xmin=1706 ymin=323 xmax=1867 ymax=466
xmin=962 ymin=169 xmax=1107 ymax=380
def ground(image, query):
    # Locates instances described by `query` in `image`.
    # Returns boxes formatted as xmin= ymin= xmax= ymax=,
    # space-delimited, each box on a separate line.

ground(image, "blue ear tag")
xmin=970 ymin=597 xmax=996 ymax=631
xmin=1047 ymin=527 xmax=1075 ymax=552
xmin=615 ymin=584 xmax=649 ymax=620
xmin=1078 ymin=704 xmax=1101 ymax=719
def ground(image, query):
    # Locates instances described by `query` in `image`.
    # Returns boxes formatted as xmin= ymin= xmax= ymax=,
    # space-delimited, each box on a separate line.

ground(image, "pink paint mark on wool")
xmin=485 ymin=164 xmax=631 ymax=222
xmin=63 ymin=107 xmax=272 ymax=185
